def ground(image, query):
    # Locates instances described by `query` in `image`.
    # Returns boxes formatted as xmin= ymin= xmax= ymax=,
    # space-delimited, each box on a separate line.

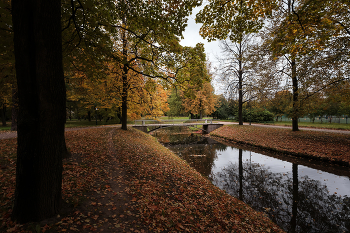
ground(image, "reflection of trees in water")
xmin=213 ymin=152 xmax=350 ymax=233
xmin=169 ymin=144 xmax=220 ymax=178
xmin=155 ymin=130 xmax=350 ymax=232
xmin=153 ymin=127 xmax=204 ymax=145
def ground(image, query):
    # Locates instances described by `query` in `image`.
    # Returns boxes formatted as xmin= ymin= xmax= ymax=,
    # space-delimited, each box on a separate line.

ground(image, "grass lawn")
xmin=0 ymin=124 xmax=11 ymax=131
xmin=0 ymin=127 xmax=283 ymax=232
xmin=211 ymin=125 xmax=350 ymax=166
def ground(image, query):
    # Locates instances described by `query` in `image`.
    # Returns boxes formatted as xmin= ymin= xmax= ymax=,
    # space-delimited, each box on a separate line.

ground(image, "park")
xmin=1 ymin=0 xmax=349 ymax=232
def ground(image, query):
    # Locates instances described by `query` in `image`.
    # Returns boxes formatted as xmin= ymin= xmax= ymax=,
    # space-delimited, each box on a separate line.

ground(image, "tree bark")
xmin=238 ymin=40 xmax=243 ymax=125
xmin=1 ymin=103 xmax=6 ymax=127
xmin=121 ymin=16 xmax=128 ymax=130
xmin=11 ymin=0 xmax=65 ymax=223
xmin=238 ymin=64 xmax=243 ymax=125
xmin=88 ymin=110 xmax=91 ymax=121
xmin=291 ymin=59 xmax=299 ymax=131
xmin=11 ymin=87 xmax=18 ymax=131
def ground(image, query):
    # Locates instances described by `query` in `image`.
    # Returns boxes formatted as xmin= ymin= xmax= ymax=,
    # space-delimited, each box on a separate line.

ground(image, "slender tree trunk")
xmin=291 ymin=59 xmax=299 ymax=131
xmin=11 ymin=87 xmax=19 ymax=131
xmin=238 ymin=39 xmax=243 ymax=125
xmin=290 ymin=163 xmax=298 ymax=233
xmin=288 ymin=0 xmax=299 ymax=131
xmin=11 ymin=0 xmax=65 ymax=223
xmin=121 ymin=17 xmax=128 ymax=130
xmin=238 ymin=149 xmax=243 ymax=201
xmin=1 ymin=103 xmax=6 ymax=127
xmin=88 ymin=110 xmax=91 ymax=121
xmin=238 ymin=64 xmax=243 ymax=125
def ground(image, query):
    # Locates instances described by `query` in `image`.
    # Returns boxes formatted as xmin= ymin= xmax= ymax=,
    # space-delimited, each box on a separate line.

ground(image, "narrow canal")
xmin=151 ymin=127 xmax=350 ymax=233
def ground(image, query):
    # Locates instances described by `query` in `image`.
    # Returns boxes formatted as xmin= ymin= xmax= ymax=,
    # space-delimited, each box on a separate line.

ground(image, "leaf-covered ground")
xmin=0 ymin=127 xmax=283 ymax=232
xmin=211 ymin=125 xmax=350 ymax=166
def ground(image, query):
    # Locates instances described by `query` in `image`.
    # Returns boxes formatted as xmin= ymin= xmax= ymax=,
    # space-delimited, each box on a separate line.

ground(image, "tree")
xmin=265 ymin=0 xmax=349 ymax=131
xmin=167 ymin=88 xmax=186 ymax=117
xmin=196 ymin=0 xmax=274 ymax=125
xmin=215 ymin=38 xmax=261 ymax=124
xmin=141 ymin=80 xmax=170 ymax=118
xmin=11 ymin=0 xmax=66 ymax=223
xmin=212 ymin=95 xmax=230 ymax=119
xmin=268 ymin=90 xmax=292 ymax=121
xmin=182 ymin=82 xmax=217 ymax=119
xmin=99 ymin=0 xmax=201 ymax=130
xmin=0 ymin=0 xmax=15 ymax=128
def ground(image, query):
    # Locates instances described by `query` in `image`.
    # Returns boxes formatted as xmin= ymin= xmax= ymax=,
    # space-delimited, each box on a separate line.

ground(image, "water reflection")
xmin=152 ymin=127 xmax=350 ymax=233
xmin=215 ymin=156 xmax=350 ymax=232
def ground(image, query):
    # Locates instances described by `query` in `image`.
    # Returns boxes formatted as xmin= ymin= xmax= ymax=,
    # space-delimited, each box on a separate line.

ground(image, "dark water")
xmin=152 ymin=127 xmax=350 ymax=233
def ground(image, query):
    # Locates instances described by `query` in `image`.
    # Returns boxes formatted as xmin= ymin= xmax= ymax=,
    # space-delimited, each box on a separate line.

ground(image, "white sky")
xmin=180 ymin=7 xmax=221 ymax=59
xmin=180 ymin=8 xmax=221 ymax=64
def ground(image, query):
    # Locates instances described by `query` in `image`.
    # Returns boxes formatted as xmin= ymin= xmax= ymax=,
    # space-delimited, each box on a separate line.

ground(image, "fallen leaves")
xmin=112 ymin=127 xmax=284 ymax=232
xmin=1 ymin=126 xmax=284 ymax=232
xmin=211 ymin=125 xmax=350 ymax=166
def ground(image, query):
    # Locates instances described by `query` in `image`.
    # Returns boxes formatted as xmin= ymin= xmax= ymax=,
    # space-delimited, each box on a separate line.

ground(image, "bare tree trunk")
xmin=238 ymin=45 xmax=243 ymax=125
xmin=291 ymin=59 xmax=299 ymax=131
xmin=11 ymin=0 xmax=65 ymax=223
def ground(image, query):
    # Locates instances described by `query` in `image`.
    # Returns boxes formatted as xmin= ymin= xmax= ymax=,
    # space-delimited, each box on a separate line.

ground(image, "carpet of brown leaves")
xmin=211 ymin=125 xmax=350 ymax=167
xmin=0 ymin=127 xmax=283 ymax=232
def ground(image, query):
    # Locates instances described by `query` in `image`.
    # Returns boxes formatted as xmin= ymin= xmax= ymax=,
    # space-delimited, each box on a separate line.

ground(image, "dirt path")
xmin=0 ymin=125 xmax=120 ymax=140
xmin=219 ymin=121 xmax=350 ymax=134
xmin=1 ymin=122 xmax=349 ymax=140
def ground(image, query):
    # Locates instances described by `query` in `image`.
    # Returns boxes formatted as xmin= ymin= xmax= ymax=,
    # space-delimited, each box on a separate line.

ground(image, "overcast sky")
xmin=179 ymin=7 xmax=221 ymax=68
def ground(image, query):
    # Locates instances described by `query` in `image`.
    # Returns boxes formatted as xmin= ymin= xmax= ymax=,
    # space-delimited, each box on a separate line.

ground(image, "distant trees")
xmin=196 ymin=0 xmax=268 ymax=125
xmin=212 ymin=95 xmax=230 ymax=120
xmin=166 ymin=79 xmax=217 ymax=119
xmin=0 ymin=0 xmax=16 ymax=128
xmin=196 ymin=0 xmax=349 ymax=128
xmin=267 ymin=91 xmax=292 ymax=121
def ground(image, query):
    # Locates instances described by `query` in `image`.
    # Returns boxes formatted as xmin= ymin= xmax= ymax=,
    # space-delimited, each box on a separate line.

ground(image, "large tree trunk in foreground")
xmin=11 ymin=87 xmax=18 ymax=131
xmin=12 ymin=0 xmax=65 ymax=223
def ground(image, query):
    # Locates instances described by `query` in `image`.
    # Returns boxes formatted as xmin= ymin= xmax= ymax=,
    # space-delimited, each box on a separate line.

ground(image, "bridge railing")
xmin=134 ymin=119 xmax=218 ymax=125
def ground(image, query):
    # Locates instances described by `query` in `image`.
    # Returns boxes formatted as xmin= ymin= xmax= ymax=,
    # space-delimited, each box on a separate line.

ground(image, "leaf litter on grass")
xmin=211 ymin=125 xmax=350 ymax=166
xmin=1 ymin=127 xmax=283 ymax=232
xmin=112 ymin=128 xmax=283 ymax=232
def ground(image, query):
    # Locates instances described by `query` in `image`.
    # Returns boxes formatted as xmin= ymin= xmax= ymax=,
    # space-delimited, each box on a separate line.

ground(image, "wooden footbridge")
xmin=132 ymin=119 xmax=223 ymax=134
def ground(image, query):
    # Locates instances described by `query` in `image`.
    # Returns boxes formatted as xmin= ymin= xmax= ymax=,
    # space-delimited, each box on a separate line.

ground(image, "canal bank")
xmin=0 ymin=127 xmax=283 ymax=232
xmin=211 ymin=124 xmax=350 ymax=167
xmin=151 ymin=126 xmax=350 ymax=233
